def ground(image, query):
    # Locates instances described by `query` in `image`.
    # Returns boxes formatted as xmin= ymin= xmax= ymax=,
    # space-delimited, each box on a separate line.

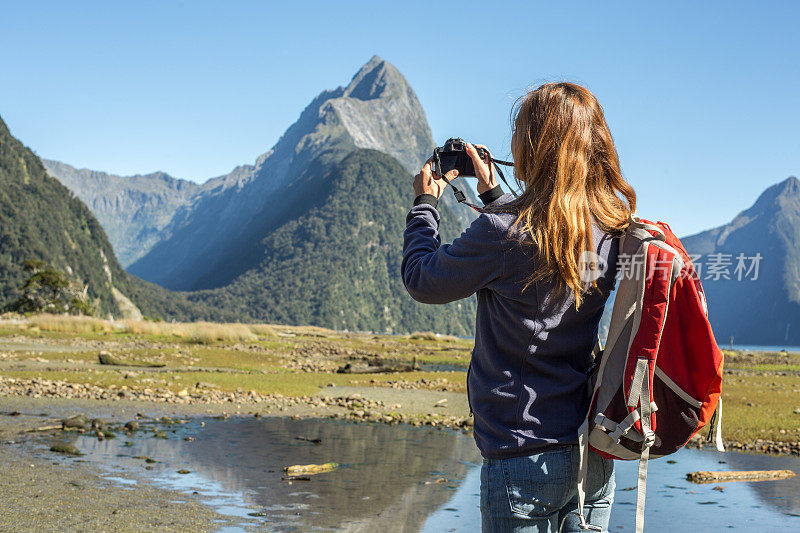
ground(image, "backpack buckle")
xmin=642 ymin=430 xmax=655 ymax=448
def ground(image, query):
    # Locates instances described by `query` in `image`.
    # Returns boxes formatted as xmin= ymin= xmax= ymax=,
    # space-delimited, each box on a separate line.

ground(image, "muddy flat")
xmin=1 ymin=315 xmax=799 ymax=530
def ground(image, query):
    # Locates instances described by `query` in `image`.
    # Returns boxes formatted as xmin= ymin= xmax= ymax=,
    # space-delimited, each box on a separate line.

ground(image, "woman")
xmin=402 ymin=82 xmax=636 ymax=532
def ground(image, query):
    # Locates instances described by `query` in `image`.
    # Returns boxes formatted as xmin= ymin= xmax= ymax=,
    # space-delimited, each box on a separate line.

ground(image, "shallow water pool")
xmin=67 ymin=417 xmax=799 ymax=532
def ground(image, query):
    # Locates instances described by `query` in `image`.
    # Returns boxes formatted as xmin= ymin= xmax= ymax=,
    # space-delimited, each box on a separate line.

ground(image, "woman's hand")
xmin=413 ymin=160 xmax=454 ymax=198
xmin=466 ymin=143 xmax=498 ymax=194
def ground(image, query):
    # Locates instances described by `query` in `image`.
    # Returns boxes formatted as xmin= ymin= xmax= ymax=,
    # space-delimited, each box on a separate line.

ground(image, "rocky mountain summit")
xmin=41 ymin=56 xmax=480 ymax=334
xmin=120 ymin=55 xmax=472 ymax=291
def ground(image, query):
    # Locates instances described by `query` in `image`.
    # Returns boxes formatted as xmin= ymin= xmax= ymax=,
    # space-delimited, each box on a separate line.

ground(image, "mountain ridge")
xmin=41 ymin=159 xmax=204 ymax=266
xmin=683 ymin=176 xmax=800 ymax=345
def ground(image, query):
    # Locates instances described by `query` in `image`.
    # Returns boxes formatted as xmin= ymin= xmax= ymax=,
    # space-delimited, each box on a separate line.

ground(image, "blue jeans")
xmin=480 ymin=445 xmax=615 ymax=532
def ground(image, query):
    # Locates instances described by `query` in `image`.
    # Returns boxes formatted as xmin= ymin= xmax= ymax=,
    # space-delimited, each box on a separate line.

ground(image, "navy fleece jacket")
xmin=402 ymin=189 xmax=619 ymax=459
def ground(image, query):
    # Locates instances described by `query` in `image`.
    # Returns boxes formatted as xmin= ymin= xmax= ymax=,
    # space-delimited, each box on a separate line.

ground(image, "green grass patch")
xmin=744 ymin=364 xmax=800 ymax=372
xmin=722 ymin=374 xmax=800 ymax=443
xmin=188 ymin=346 xmax=286 ymax=371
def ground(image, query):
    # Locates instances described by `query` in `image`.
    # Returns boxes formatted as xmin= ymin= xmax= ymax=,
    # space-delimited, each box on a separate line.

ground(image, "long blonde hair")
xmin=503 ymin=82 xmax=636 ymax=307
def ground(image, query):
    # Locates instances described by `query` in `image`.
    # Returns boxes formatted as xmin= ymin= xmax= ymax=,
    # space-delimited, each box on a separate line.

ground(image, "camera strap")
xmin=440 ymin=176 xmax=485 ymax=213
xmin=433 ymin=151 xmax=516 ymax=213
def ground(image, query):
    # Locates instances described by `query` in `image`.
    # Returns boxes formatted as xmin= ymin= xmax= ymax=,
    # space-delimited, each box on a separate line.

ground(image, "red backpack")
xmin=574 ymin=216 xmax=724 ymax=533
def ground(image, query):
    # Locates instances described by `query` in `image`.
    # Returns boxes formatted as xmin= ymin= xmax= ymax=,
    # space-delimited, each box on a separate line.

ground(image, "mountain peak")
xmin=747 ymin=175 xmax=800 ymax=215
xmin=128 ymin=57 xmax=452 ymax=290
xmin=343 ymin=55 xmax=409 ymax=101
xmin=778 ymin=175 xmax=799 ymax=195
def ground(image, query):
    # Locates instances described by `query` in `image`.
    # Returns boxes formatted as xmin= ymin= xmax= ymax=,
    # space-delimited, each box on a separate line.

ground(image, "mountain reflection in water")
xmin=76 ymin=417 xmax=481 ymax=531
xmin=74 ymin=418 xmax=800 ymax=532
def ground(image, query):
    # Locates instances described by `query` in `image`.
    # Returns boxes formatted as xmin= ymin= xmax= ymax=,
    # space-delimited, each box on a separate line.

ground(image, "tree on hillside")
xmin=5 ymin=260 xmax=95 ymax=315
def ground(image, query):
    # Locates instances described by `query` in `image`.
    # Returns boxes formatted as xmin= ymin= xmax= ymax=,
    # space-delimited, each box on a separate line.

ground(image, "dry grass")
xmin=119 ymin=320 xmax=172 ymax=336
xmin=183 ymin=322 xmax=257 ymax=344
xmin=408 ymin=331 xmax=439 ymax=341
xmin=28 ymin=314 xmax=115 ymax=334
xmin=248 ymin=324 xmax=277 ymax=337
xmin=120 ymin=319 xmax=260 ymax=343
xmin=122 ymin=320 xmax=279 ymax=344
xmin=17 ymin=314 xmax=278 ymax=344
xmin=274 ymin=324 xmax=338 ymax=338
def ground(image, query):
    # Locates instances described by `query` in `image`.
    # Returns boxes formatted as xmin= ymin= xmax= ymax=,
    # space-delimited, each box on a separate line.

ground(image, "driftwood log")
xmin=336 ymin=362 xmax=417 ymax=374
xmin=336 ymin=356 xmax=420 ymax=374
xmin=284 ymin=462 xmax=338 ymax=476
xmin=98 ymin=350 xmax=165 ymax=367
xmin=686 ymin=470 xmax=796 ymax=483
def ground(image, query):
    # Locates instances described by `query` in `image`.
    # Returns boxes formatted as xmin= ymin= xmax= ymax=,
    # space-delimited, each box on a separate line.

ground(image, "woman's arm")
xmin=478 ymin=185 xmax=505 ymax=205
xmin=466 ymin=143 xmax=498 ymax=194
xmin=402 ymin=202 xmax=504 ymax=304
xmin=466 ymin=142 xmax=512 ymax=207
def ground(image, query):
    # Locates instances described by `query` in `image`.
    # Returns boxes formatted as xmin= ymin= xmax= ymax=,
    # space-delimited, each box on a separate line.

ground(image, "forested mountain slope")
xmin=0 ymin=114 xmax=232 ymax=322
xmin=0 ymin=114 xmax=137 ymax=316
xmin=189 ymin=149 xmax=477 ymax=335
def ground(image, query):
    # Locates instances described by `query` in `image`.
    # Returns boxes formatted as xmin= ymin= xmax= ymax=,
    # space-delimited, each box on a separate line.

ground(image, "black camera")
xmin=429 ymin=138 xmax=514 ymax=212
xmin=432 ymin=138 xmax=490 ymax=178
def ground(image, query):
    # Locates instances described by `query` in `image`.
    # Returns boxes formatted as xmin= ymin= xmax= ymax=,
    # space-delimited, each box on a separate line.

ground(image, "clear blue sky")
xmin=1 ymin=1 xmax=798 ymax=236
